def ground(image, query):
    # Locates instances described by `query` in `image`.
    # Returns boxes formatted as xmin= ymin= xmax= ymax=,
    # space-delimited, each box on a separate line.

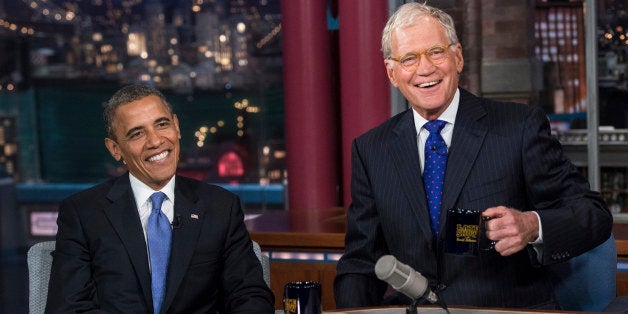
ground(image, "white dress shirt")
xmin=129 ymin=173 xmax=176 ymax=243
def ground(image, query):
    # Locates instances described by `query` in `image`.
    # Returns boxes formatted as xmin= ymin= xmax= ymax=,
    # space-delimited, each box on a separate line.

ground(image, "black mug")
xmin=283 ymin=281 xmax=322 ymax=314
xmin=445 ymin=208 xmax=495 ymax=256
xmin=478 ymin=215 xmax=496 ymax=252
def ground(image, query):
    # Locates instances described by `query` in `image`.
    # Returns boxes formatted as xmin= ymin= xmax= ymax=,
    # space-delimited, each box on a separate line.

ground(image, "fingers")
xmin=481 ymin=206 xmax=537 ymax=256
xmin=492 ymin=234 xmax=528 ymax=256
xmin=481 ymin=205 xmax=510 ymax=219
xmin=483 ymin=206 xmax=517 ymax=237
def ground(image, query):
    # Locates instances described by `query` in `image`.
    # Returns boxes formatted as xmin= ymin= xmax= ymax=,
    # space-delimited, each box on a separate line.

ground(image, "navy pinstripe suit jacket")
xmin=334 ymin=88 xmax=612 ymax=309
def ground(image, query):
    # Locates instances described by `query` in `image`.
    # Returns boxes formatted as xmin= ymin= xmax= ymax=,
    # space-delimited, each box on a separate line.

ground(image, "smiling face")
xmin=104 ymin=95 xmax=181 ymax=190
xmin=385 ymin=15 xmax=464 ymax=120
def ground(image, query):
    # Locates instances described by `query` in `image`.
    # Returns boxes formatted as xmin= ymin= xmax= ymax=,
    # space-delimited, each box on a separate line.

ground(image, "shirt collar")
xmin=129 ymin=173 xmax=176 ymax=209
xmin=413 ymin=88 xmax=460 ymax=131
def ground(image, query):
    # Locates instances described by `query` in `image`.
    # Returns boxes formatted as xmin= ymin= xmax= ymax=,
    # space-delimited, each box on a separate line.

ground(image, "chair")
xmin=27 ymin=240 xmax=55 ymax=314
xmin=253 ymin=240 xmax=271 ymax=287
xmin=549 ymin=234 xmax=617 ymax=312
xmin=27 ymin=240 xmax=271 ymax=313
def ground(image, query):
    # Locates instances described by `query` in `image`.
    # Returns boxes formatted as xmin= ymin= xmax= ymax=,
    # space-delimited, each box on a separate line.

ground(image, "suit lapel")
xmin=104 ymin=174 xmax=153 ymax=307
xmin=441 ymin=90 xmax=488 ymax=226
xmin=162 ymin=177 xmax=204 ymax=311
xmin=389 ymin=110 xmax=433 ymax=240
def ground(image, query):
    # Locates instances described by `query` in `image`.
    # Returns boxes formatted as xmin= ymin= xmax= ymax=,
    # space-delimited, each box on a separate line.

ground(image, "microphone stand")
xmin=406 ymin=298 xmax=420 ymax=314
xmin=406 ymin=292 xmax=449 ymax=314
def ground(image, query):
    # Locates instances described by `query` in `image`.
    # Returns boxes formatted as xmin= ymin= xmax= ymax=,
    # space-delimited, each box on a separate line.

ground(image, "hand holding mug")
xmin=481 ymin=206 xmax=540 ymax=256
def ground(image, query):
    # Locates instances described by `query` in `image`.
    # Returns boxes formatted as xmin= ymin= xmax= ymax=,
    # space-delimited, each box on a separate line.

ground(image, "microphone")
xmin=172 ymin=215 xmax=182 ymax=229
xmin=430 ymin=144 xmax=447 ymax=155
xmin=374 ymin=255 xmax=438 ymax=304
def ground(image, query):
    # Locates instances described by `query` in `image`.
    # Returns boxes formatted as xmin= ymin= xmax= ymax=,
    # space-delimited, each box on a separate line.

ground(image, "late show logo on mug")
xmin=455 ymin=223 xmax=479 ymax=243
xmin=284 ymin=298 xmax=297 ymax=313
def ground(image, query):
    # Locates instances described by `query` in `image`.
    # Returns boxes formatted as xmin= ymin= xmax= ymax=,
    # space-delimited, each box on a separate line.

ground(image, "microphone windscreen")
xmin=374 ymin=255 xmax=430 ymax=300
xmin=374 ymin=255 xmax=395 ymax=279
xmin=375 ymin=255 xmax=409 ymax=287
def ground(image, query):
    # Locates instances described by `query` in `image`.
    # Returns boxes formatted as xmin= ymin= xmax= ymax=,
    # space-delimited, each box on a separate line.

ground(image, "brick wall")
xmin=436 ymin=0 xmax=541 ymax=105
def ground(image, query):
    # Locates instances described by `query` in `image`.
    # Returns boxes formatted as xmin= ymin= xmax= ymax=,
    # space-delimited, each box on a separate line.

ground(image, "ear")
xmin=454 ymin=43 xmax=464 ymax=74
xmin=173 ymin=114 xmax=181 ymax=140
xmin=385 ymin=60 xmax=399 ymax=87
xmin=104 ymin=138 xmax=122 ymax=162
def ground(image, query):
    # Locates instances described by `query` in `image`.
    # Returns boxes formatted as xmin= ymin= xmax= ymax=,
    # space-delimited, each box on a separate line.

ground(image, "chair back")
xmin=253 ymin=240 xmax=271 ymax=287
xmin=27 ymin=241 xmax=56 ymax=314
xmin=549 ymin=234 xmax=617 ymax=312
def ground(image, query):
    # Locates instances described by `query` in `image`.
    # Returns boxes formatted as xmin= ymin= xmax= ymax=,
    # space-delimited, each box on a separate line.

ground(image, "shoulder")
xmin=461 ymin=89 xmax=534 ymax=114
xmin=61 ymin=177 xmax=117 ymax=203
xmin=56 ymin=177 xmax=122 ymax=219
xmin=355 ymin=109 xmax=413 ymax=144
xmin=458 ymin=88 xmax=545 ymax=126
xmin=175 ymin=175 xmax=238 ymax=201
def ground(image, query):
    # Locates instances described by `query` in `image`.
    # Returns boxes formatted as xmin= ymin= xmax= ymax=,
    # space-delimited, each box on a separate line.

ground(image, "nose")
xmin=413 ymin=54 xmax=436 ymax=74
xmin=146 ymin=129 xmax=163 ymax=148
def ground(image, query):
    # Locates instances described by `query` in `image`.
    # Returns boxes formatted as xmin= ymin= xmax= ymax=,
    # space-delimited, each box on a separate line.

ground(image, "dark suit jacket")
xmin=334 ymin=89 xmax=612 ymax=309
xmin=46 ymin=174 xmax=274 ymax=313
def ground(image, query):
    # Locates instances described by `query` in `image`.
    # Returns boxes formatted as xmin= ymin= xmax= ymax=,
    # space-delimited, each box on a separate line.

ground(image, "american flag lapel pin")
xmin=191 ymin=213 xmax=199 ymax=219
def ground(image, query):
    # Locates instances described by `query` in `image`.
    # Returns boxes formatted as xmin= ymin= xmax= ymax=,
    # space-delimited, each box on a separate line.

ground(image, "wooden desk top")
xmin=245 ymin=207 xmax=346 ymax=251
xmin=245 ymin=207 xmax=346 ymax=233
xmin=324 ymin=305 xmax=592 ymax=313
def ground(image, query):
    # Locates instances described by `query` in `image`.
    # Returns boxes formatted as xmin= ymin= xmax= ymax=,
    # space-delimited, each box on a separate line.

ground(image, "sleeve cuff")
xmin=529 ymin=211 xmax=543 ymax=245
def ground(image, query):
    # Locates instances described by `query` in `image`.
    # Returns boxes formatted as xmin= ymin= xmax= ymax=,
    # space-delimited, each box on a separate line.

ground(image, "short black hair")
xmin=103 ymin=84 xmax=172 ymax=139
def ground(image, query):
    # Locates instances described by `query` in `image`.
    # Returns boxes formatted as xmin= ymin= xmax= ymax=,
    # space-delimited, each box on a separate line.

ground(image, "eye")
xmin=128 ymin=130 xmax=144 ymax=140
xmin=399 ymin=53 xmax=418 ymax=65
xmin=156 ymin=121 xmax=171 ymax=129
xmin=427 ymin=46 xmax=446 ymax=58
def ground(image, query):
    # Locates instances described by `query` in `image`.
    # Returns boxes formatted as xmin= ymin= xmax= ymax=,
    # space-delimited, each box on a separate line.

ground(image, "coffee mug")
xmin=283 ymin=281 xmax=322 ymax=314
xmin=445 ymin=208 xmax=495 ymax=256
xmin=478 ymin=215 xmax=496 ymax=252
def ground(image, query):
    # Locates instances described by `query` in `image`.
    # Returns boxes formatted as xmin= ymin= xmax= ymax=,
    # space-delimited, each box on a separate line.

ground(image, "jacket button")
xmin=437 ymin=284 xmax=447 ymax=291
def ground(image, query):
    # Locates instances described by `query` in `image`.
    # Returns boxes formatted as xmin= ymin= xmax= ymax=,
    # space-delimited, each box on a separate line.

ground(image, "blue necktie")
xmin=147 ymin=192 xmax=170 ymax=314
xmin=423 ymin=120 xmax=448 ymax=237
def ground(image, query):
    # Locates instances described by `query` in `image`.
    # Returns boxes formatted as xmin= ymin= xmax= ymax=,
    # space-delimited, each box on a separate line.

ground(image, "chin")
xmin=149 ymin=169 xmax=176 ymax=181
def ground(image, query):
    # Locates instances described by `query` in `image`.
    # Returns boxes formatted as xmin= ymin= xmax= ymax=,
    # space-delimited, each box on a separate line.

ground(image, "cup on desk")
xmin=283 ymin=281 xmax=322 ymax=314
xmin=445 ymin=208 xmax=496 ymax=256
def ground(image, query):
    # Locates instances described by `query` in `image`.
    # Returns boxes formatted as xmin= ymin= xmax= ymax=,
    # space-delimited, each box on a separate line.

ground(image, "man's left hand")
xmin=482 ymin=206 xmax=539 ymax=256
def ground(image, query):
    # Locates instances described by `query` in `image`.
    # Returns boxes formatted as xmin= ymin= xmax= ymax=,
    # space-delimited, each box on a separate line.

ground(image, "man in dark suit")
xmin=46 ymin=85 xmax=274 ymax=313
xmin=334 ymin=3 xmax=612 ymax=310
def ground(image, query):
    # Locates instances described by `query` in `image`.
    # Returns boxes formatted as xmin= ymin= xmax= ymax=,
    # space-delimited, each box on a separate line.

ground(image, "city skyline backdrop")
xmin=0 ymin=0 xmax=283 ymax=93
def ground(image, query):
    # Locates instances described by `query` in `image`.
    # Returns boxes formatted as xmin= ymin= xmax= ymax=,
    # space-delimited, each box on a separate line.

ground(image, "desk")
xmin=247 ymin=209 xmax=628 ymax=310
xmin=324 ymin=305 xmax=589 ymax=313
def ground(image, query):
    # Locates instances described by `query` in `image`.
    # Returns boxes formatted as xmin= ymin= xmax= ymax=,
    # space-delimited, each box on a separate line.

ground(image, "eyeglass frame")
xmin=388 ymin=43 xmax=457 ymax=71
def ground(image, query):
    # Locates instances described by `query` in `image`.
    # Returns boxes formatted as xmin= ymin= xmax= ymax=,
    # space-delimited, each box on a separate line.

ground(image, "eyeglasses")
xmin=389 ymin=43 xmax=456 ymax=72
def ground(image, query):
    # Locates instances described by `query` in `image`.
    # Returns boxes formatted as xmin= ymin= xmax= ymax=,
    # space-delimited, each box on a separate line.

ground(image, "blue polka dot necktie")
xmin=423 ymin=120 xmax=448 ymax=237
xmin=147 ymin=192 xmax=170 ymax=314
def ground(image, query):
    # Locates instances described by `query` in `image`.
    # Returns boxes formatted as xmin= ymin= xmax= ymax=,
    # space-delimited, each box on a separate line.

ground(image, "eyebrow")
xmin=124 ymin=126 xmax=144 ymax=138
xmin=123 ymin=116 xmax=172 ymax=138
xmin=155 ymin=117 xmax=171 ymax=124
